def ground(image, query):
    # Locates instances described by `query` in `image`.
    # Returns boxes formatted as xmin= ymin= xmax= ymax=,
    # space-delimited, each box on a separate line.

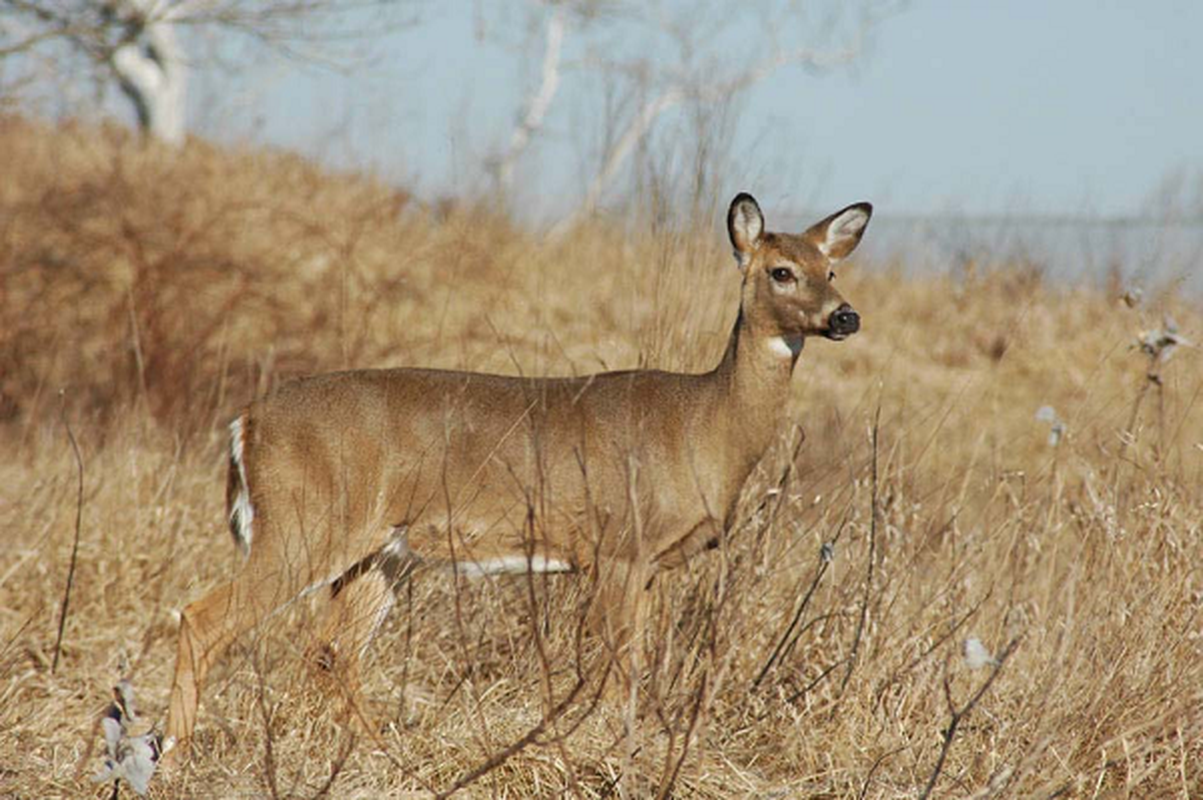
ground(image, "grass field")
xmin=1 ymin=117 xmax=1201 ymax=798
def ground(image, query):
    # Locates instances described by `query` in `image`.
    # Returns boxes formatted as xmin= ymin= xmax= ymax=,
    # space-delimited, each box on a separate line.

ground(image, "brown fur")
xmin=162 ymin=194 xmax=872 ymax=756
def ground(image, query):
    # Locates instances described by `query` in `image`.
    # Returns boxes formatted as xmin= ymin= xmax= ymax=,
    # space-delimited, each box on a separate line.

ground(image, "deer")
xmin=160 ymin=192 xmax=871 ymax=761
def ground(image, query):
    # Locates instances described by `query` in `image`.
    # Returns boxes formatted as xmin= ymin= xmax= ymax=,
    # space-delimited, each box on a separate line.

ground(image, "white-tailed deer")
xmin=161 ymin=193 xmax=871 ymax=758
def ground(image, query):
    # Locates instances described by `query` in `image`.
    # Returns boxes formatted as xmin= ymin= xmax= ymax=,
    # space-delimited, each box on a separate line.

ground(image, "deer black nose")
xmin=829 ymin=304 xmax=860 ymax=336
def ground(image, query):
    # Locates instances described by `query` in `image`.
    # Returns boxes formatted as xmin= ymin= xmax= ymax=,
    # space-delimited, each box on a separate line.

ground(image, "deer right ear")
xmin=728 ymin=193 xmax=764 ymax=269
xmin=803 ymin=202 xmax=873 ymax=263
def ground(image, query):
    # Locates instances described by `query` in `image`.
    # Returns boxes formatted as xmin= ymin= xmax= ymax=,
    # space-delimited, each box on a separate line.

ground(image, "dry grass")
xmin=1 ymin=116 xmax=1201 ymax=798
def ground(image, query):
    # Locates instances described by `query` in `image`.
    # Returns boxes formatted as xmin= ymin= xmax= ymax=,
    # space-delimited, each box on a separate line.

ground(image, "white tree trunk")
xmin=496 ymin=4 xmax=568 ymax=191
xmin=111 ymin=2 xmax=187 ymax=145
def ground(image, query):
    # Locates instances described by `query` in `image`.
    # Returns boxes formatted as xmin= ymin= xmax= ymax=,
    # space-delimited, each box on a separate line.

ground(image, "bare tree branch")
xmin=551 ymin=84 xmax=683 ymax=236
xmin=536 ymin=0 xmax=900 ymax=233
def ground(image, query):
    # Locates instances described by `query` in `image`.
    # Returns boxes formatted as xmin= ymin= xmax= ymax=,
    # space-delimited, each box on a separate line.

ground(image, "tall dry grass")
xmin=1 ymin=116 xmax=1201 ymax=798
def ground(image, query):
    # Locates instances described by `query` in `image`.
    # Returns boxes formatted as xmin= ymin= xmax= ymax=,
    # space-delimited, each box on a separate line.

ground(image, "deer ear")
xmin=803 ymin=202 xmax=872 ymax=262
xmin=728 ymin=193 xmax=764 ymax=268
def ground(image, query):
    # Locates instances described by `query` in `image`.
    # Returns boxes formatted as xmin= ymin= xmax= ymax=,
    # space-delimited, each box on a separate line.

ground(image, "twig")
xmin=434 ymin=673 xmax=592 ymax=799
xmin=752 ymin=531 xmax=837 ymax=689
xmin=749 ymin=425 xmax=807 ymax=554
xmin=835 ymin=404 xmax=882 ymax=702
xmin=341 ymin=668 xmax=436 ymax=795
xmin=309 ymin=733 xmax=357 ymax=799
xmin=858 ymin=745 xmax=908 ymax=800
xmin=52 ymin=391 xmax=85 ymax=674
xmin=254 ymin=653 xmax=282 ymax=800
xmin=872 ymin=589 xmax=993 ymax=712
xmin=919 ymin=636 xmax=1022 ymax=799
xmin=656 ymin=668 xmax=709 ymax=799
xmin=1111 ymin=340 xmax=1168 ymax=507
xmin=520 ymin=480 xmax=585 ymax=797
xmin=1 ymin=611 xmax=37 ymax=664
xmin=783 ymin=656 xmax=848 ymax=706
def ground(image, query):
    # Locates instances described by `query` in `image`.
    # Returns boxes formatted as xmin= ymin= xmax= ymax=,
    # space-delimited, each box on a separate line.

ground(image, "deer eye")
xmin=828 ymin=270 xmax=836 ymax=282
xmin=770 ymin=267 xmax=795 ymax=284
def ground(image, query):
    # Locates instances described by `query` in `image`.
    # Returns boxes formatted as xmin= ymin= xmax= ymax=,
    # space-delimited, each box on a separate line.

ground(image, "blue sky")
xmin=194 ymin=1 xmax=1202 ymax=222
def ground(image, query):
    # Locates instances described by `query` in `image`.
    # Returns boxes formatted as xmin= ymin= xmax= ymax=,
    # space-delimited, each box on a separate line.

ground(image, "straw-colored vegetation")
xmin=1 ymin=116 xmax=1201 ymax=798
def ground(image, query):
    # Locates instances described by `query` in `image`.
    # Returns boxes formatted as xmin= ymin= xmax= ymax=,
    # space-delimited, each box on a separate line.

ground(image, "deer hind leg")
xmin=587 ymin=557 xmax=653 ymax=698
xmin=163 ymin=527 xmax=368 ymax=758
xmin=307 ymin=538 xmax=416 ymax=723
xmin=164 ymin=572 xmax=279 ymax=756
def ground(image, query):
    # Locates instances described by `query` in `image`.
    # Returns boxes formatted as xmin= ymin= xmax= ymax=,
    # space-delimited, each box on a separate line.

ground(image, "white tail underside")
xmin=229 ymin=415 xmax=254 ymax=556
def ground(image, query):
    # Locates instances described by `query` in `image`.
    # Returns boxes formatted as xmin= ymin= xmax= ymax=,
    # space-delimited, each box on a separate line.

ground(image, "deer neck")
xmin=711 ymin=309 xmax=799 ymax=466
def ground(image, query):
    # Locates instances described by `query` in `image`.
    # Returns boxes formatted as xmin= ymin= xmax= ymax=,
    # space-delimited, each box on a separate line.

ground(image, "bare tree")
xmin=481 ymin=0 xmax=902 ymax=230
xmin=0 ymin=0 xmax=417 ymax=145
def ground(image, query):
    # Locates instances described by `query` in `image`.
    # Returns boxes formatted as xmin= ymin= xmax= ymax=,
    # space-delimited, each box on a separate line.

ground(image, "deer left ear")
xmin=803 ymin=202 xmax=873 ymax=262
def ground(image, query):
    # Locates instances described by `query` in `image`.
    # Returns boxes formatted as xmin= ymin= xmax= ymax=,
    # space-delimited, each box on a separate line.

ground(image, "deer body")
xmin=162 ymin=194 xmax=871 ymax=757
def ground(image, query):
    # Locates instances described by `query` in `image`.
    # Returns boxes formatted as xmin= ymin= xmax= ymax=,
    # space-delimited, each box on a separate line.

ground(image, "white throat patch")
xmin=767 ymin=335 xmax=803 ymax=359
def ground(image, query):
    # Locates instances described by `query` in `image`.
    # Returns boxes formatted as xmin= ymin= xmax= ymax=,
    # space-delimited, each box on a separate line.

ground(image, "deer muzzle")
xmin=825 ymin=304 xmax=860 ymax=340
